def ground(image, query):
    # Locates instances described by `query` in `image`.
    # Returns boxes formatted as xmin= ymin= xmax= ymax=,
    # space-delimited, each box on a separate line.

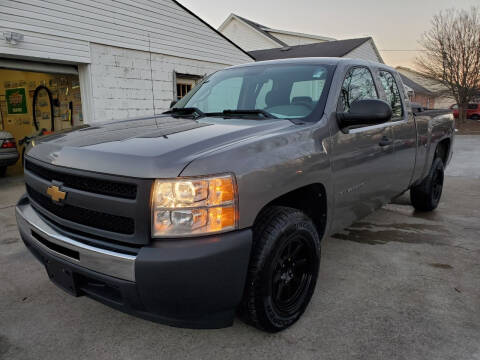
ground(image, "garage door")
xmin=0 ymin=60 xmax=83 ymax=175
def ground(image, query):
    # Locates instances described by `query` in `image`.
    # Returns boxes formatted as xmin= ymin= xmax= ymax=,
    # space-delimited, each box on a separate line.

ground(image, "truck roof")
xmin=229 ymin=57 xmax=397 ymax=73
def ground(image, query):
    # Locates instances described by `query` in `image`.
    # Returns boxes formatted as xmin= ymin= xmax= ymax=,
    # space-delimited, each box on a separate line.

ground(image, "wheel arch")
xmin=436 ymin=138 xmax=451 ymax=165
xmin=253 ymin=183 xmax=328 ymax=240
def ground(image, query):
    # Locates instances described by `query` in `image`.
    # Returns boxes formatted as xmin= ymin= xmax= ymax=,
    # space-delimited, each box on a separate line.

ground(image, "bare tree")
xmin=416 ymin=7 xmax=480 ymax=121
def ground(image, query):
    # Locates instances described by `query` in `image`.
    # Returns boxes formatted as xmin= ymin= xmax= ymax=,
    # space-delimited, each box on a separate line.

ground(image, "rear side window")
xmin=379 ymin=71 xmax=404 ymax=120
xmin=339 ymin=67 xmax=378 ymax=112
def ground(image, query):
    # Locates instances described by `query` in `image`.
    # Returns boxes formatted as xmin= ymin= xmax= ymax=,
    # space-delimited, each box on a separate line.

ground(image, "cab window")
xmin=339 ymin=67 xmax=378 ymax=112
xmin=379 ymin=70 xmax=404 ymax=120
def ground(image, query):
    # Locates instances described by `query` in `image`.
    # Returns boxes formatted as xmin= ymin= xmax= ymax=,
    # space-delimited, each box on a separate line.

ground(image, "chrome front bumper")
xmin=16 ymin=195 xmax=253 ymax=328
xmin=16 ymin=200 xmax=136 ymax=281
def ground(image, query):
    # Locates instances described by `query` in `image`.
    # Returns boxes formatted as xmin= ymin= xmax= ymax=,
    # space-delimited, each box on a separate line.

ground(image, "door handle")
xmin=379 ymin=136 xmax=393 ymax=147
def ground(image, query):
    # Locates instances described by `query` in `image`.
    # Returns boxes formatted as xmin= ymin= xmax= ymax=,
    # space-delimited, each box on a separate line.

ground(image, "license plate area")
xmin=45 ymin=259 xmax=79 ymax=296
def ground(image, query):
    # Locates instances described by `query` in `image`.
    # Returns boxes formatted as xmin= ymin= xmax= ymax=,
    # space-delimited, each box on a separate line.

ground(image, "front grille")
xmin=27 ymin=185 xmax=135 ymax=235
xmin=25 ymin=160 xmax=137 ymax=199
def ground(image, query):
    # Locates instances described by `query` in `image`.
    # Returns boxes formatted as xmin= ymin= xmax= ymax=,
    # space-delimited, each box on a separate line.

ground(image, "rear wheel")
xmin=0 ymin=166 xmax=6 ymax=177
xmin=471 ymin=114 xmax=479 ymax=120
xmin=410 ymin=157 xmax=444 ymax=211
xmin=239 ymin=206 xmax=321 ymax=332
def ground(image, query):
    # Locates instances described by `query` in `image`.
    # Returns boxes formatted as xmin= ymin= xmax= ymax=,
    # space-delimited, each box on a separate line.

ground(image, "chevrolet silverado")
xmin=16 ymin=58 xmax=454 ymax=332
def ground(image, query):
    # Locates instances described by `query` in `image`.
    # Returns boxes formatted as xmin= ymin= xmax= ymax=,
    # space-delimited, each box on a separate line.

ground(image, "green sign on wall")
xmin=6 ymin=88 xmax=27 ymax=114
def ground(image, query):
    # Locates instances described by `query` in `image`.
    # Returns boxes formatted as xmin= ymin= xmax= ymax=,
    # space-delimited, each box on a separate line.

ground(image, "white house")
xmin=219 ymin=14 xmax=383 ymax=64
xmin=396 ymin=67 xmax=455 ymax=109
xmin=0 ymin=0 xmax=253 ymax=133
xmin=219 ymin=14 xmax=335 ymax=52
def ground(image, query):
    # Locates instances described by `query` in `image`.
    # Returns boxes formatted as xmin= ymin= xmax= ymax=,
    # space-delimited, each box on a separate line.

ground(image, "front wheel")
xmin=410 ymin=157 xmax=445 ymax=211
xmin=471 ymin=114 xmax=480 ymax=120
xmin=239 ymin=206 xmax=321 ymax=332
xmin=0 ymin=166 xmax=6 ymax=177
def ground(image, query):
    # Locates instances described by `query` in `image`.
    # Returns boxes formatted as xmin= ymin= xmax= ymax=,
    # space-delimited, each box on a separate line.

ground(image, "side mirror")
xmin=170 ymin=100 xmax=178 ymax=109
xmin=337 ymin=99 xmax=392 ymax=129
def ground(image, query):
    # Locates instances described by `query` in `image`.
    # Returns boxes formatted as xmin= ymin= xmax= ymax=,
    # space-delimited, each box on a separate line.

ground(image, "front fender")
xmin=180 ymin=121 xmax=333 ymax=231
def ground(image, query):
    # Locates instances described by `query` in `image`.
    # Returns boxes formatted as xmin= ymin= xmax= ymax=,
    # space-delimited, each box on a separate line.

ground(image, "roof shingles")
xmin=249 ymin=37 xmax=372 ymax=61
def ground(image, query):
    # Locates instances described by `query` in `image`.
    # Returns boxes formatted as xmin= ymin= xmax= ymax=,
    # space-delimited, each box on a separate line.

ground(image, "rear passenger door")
xmin=378 ymin=70 xmax=417 ymax=194
xmin=330 ymin=66 xmax=396 ymax=232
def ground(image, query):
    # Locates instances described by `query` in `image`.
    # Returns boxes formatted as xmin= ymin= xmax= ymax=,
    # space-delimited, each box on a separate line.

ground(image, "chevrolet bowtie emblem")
xmin=46 ymin=185 xmax=67 ymax=203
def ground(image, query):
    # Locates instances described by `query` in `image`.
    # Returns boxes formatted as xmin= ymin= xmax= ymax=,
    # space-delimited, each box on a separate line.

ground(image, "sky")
xmin=177 ymin=0 xmax=479 ymax=69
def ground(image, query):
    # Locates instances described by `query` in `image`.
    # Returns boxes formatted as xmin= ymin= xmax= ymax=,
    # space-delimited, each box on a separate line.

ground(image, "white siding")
xmin=0 ymin=27 xmax=90 ymax=63
xmin=269 ymin=32 xmax=327 ymax=47
xmin=434 ymin=96 xmax=455 ymax=109
xmin=0 ymin=0 xmax=252 ymax=65
xmin=220 ymin=18 xmax=280 ymax=52
xmin=86 ymin=43 xmax=229 ymax=122
xmin=396 ymin=68 xmax=455 ymax=109
xmin=344 ymin=40 xmax=382 ymax=63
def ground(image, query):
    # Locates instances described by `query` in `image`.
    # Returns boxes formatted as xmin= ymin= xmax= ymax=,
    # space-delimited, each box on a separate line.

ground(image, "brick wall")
xmin=410 ymin=93 xmax=436 ymax=109
xmin=85 ymin=43 xmax=233 ymax=122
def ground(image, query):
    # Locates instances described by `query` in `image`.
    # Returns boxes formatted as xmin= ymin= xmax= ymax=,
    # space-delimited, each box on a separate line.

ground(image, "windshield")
xmin=174 ymin=63 xmax=334 ymax=121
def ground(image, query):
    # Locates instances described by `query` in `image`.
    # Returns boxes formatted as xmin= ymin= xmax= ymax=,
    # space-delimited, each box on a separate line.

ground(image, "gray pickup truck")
xmin=16 ymin=58 xmax=454 ymax=332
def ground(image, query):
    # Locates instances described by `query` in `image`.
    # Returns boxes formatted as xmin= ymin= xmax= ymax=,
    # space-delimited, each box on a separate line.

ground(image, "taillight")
xmin=1 ymin=139 xmax=16 ymax=149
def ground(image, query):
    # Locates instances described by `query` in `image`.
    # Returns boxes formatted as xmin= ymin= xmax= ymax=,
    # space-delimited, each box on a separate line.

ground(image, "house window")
xmin=175 ymin=73 xmax=203 ymax=101
xmin=176 ymin=83 xmax=193 ymax=101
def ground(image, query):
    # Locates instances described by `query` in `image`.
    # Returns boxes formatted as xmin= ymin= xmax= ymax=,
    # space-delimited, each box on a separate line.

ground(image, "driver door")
xmin=329 ymin=66 xmax=396 ymax=233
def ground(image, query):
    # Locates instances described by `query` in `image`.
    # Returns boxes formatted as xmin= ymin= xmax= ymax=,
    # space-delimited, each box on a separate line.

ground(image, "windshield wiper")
xmin=205 ymin=109 xmax=278 ymax=119
xmin=164 ymin=108 xmax=278 ymax=120
xmin=163 ymin=107 xmax=205 ymax=119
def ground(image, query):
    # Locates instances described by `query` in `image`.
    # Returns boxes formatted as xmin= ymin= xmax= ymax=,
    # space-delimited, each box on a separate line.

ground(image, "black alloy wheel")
xmin=270 ymin=234 xmax=316 ymax=316
xmin=431 ymin=165 xmax=444 ymax=204
xmin=239 ymin=206 xmax=321 ymax=332
xmin=410 ymin=157 xmax=445 ymax=211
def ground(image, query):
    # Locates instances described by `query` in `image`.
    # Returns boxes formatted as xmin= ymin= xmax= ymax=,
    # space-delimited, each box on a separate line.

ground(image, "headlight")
xmin=151 ymin=174 xmax=237 ymax=237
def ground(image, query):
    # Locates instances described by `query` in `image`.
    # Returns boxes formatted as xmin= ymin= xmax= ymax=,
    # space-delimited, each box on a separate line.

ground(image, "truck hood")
xmin=27 ymin=116 xmax=293 ymax=178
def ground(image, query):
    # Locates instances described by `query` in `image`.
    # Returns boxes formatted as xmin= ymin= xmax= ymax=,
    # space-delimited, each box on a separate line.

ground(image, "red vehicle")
xmin=450 ymin=103 xmax=480 ymax=120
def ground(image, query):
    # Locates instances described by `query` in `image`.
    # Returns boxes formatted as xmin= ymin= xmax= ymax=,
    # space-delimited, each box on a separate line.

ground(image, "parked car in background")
xmin=0 ymin=131 xmax=19 ymax=177
xmin=16 ymin=58 xmax=454 ymax=332
xmin=450 ymin=103 xmax=480 ymax=120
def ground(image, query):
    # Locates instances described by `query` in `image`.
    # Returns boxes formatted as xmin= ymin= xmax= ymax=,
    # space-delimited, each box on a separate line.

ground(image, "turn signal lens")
xmin=207 ymin=206 xmax=236 ymax=232
xmin=152 ymin=175 xmax=237 ymax=237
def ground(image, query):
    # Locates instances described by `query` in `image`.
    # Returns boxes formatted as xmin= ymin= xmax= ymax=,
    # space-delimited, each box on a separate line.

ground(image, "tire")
xmin=239 ymin=206 xmax=321 ymax=332
xmin=471 ymin=114 xmax=479 ymax=120
xmin=410 ymin=157 xmax=445 ymax=211
xmin=0 ymin=166 xmax=6 ymax=177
